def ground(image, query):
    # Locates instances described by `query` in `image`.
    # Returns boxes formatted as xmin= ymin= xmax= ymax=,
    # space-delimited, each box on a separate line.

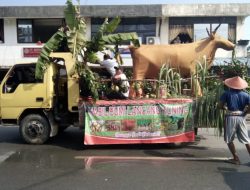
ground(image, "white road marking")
xmin=75 ymin=155 xmax=229 ymax=161
xmin=75 ymin=156 xmax=230 ymax=169
xmin=0 ymin=151 xmax=15 ymax=163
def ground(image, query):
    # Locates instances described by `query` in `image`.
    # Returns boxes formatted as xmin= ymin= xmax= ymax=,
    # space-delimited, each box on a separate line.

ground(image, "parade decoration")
xmin=81 ymin=99 xmax=194 ymax=145
xmin=129 ymin=24 xmax=235 ymax=98
xmin=35 ymin=0 xmax=140 ymax=100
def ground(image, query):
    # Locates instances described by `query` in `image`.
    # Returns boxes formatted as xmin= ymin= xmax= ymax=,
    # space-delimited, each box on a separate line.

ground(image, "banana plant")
xmin=78 ymin=16 xmax=139 ymax=100
xmin=35 ymin=0 xmax=86 ymax=79
xmin=35 ymin=0 xmax=140 ymax=100
xmin=85 ymin=17 xmax=140 ymax=64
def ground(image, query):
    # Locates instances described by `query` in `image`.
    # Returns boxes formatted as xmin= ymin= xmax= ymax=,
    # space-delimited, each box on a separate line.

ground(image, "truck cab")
xmin=0 ymin=52 xmax=80 ymax=144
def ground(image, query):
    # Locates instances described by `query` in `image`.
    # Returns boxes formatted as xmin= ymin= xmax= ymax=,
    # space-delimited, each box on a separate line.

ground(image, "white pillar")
xmin=4 ymin=18 xmax=17 ymax=45
xmin=159 ymin=17 xmax=169 ymax=45
xmin=235 ymin=16 xmax=248 ymax=57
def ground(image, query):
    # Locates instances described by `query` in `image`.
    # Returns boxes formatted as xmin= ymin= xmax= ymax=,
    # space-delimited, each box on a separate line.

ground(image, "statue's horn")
xmin=213 ymin=23 xmax=221 ymax=33
xmin=206 ymin=28 xmax=210 ymax=36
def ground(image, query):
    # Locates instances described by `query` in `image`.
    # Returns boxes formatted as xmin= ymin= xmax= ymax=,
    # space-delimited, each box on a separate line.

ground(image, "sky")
xmin=0 ymin=0 xmax=249 ymax=39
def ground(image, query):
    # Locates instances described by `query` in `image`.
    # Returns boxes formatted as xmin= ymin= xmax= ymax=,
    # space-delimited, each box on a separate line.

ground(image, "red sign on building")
xmin=23 ymin=48 xmax=42 ymax=57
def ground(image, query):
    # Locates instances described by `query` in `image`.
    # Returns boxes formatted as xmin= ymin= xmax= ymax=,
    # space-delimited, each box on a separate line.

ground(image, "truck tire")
xmin=20 ymin=114 xmax=50 ymax=144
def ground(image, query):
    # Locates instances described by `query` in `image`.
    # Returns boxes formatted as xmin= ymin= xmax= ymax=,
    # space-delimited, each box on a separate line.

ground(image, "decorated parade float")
xmin=34 ymin=0 xmax=240 ymax=145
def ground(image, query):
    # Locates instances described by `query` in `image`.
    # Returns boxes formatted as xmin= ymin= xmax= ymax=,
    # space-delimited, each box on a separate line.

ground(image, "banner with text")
xmin=82 ymin=99 xmax=194 ymax=145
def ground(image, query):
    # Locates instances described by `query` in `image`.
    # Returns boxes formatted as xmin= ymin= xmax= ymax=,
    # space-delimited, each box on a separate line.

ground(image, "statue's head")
xmin=207 ymin=24 xmax=235 ymax=51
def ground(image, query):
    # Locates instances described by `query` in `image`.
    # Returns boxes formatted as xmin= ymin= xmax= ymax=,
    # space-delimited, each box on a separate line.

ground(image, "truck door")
xmin=0 ymin=64 xmax=48 ymax=119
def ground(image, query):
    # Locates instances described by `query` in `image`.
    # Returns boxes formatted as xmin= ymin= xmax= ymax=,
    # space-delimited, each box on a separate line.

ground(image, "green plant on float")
xmin=192 ymin=57 xmax=225 ymax=136
xmin=206 ymin=50 xmax=250 ymax=135
xmin=35 ymin=28 xmax=67 ymax=79
xmin=85 ymin=16 xmax=140 ymax=65
xmin=221 ymin=50 xmax=248 ymax=79
xmin=123 ymin=68 xmax=133 ymax=80
xmin=143 ymin=81 xmax=155 ymax=95
xmin=79 ymin=64 xmax=100 ymax=100
xmin=157 ymin=63 xmax=182 ymax=98
xmin=35 ymin=0 xmax=141 ymax=101
xmin=218 ymin=49 xmax=250 ymax=93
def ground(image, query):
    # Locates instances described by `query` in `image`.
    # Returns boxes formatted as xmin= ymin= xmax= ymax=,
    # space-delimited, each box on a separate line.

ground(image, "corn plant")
xmin=192 ymin=57 xmax=225 ymax=135
xmin=158 ymin=63 xmax=182 ymax=97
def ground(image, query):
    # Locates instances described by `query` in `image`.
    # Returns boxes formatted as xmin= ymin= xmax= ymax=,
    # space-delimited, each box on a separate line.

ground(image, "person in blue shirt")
xmin=218 ymin=76 xmax=250 ymax=165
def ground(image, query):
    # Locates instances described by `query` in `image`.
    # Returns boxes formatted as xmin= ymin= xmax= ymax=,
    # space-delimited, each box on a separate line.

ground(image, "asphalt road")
xmin=0 ymin=125 xmax=250 ymax=190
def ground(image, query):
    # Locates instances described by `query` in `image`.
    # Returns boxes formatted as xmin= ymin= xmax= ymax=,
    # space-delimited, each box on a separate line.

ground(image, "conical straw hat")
xmin=224 ymin=76 xmax=248 ymax=89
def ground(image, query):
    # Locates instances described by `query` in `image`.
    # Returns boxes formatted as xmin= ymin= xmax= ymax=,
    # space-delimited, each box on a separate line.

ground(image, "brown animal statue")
xmin=129 ymin=24 xmax=235 ymax=98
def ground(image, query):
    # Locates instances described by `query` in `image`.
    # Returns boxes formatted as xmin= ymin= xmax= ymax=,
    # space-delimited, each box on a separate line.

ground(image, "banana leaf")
xmin=85 ymin=51 xmax=100 ymax=64
xmin=95 ymin=17 xmax=120 ymax=36
xmin=86 ymin=17 xmax=140 ymax=63
xmin=35 ymin=29 xmax=66 ymax=79
xmin=102 ymin=32 xmax=140 ymax=47
xmin=66 ymin=18 xmax=86 ymax=58
xmin=104 ymin=16 xmax=121 ymax=33
xmin=64 ymin=0 xmax=78 ymax=30
xmin=85 ymin=17 xmax=117 ymax=54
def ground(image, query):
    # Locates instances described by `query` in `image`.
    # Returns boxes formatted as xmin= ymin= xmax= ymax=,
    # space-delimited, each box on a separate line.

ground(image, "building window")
xmin=0 ymin=19 xmax=4 ymax=43
xmin=17 ymin=20 xmax=32 ymax=43
xmin=169 ymin=17 xmax=236 ymax=44
xmin=169 ymin=25 xmax=193 ymax=44
xmin=17 ymin=19 xmax=64 ymax=43
xmin=91 ymin=17 xmax=156 ymax=44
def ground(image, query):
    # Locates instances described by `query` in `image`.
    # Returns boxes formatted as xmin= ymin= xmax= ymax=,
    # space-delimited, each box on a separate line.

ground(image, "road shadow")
xmin=49 ymin=128 xmax=85 ymax=150
xmin=49 ymin=129 xmax=188 ymax=151
xmin=0 ymin=126 xmax=85 ymax=150
xmin=0 ymin=126 xmax=207 ymax=152
xmin=218 ymin=167 xmax=250 ymax=190
xmin=0 ymin=126 xmax=23 ymax=144
xmin=142 ymin=136 xmax=207 ymax=157
xmin=80 ymin=136 xmax=207 ymax=151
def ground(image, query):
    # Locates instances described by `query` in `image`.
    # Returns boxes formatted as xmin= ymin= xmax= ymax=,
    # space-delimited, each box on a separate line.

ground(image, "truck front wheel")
xmin=20 ymin=114 xmax=50 ymax=144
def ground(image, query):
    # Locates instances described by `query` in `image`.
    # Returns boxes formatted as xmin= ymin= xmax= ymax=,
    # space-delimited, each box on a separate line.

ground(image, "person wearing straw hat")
xmin=218 ymin=76 xmax=250 ymax=165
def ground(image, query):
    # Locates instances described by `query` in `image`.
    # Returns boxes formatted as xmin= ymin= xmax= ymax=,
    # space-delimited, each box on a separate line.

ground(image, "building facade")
xmin=0 ymin=3 xmax=250 ymax=67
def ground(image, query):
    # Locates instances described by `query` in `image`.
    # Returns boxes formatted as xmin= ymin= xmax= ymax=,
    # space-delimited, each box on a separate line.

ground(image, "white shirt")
xmin=100 ymin=58 xmax=118 ymax=76
xmin=117 ymin=73 xmax=130 ymax=98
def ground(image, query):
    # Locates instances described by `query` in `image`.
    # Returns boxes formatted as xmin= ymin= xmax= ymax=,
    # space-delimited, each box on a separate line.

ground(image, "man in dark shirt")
xmin=218 ymin=76 xmax=250 ymax=164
